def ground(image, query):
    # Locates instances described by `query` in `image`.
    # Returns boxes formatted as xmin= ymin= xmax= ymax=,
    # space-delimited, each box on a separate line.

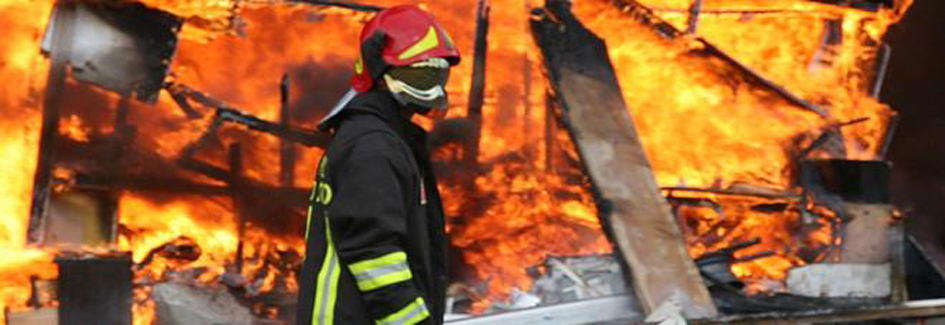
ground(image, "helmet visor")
xmin=385 ymin=58 xmax=451 ymax=111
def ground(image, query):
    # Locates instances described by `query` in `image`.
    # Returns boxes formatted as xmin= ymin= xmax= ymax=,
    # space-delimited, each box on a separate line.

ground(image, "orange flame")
xmin=574 ymin=0 xmax=908 ymax=288
xmin=0 ymin=0 xmax=913 ymax=322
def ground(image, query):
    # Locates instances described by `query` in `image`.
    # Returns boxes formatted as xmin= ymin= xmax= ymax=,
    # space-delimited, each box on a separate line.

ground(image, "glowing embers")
xmin=440 ymin=150 xmax=611 ymax=312
xmin=666 ymin=189 xmax=839 ymax=293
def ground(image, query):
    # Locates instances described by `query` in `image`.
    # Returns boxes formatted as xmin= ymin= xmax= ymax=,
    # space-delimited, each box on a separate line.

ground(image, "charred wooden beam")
xmin=544 ymin=91 xmax=557 ymax=174
xmin=652 ymin=8 xmax=818 ymax=15
xmin=29 ymin=2 xmax=78 ymax=245
xmin=521 ymin=36 xmax=533 ymax=151
xmin=796 ymin=117 xmax=869 ymax=159
xmin=230 ymin=143 xmax=245 ymax=274
xmin=871 ymin=44 xmax=892 ymax=98
xmin=72 ymin=173 xmax=229 ymax=195
xmin=685 ymin=0 xmax=703 ymax=34
xmin=807 ymin=0 xmax=895 ymax=12
xmin=166 ymin=82 xmax=329 ymax=147
xmin=101 ymin=96 xmax=135 ymax=244
xmin=279 ymin=74 xmax=296 ymax=188
xmin=70 ymin=172 xmax=312 ymax=208
xmin=662 ymin=186 xmax=802 ymax=200
xmin=289 ymin=0 xmax=385 ymax=12
xmin=611 ymin=0 xmax=827 ymax=117
xmin=164 ymin=84 xmax=204 ymax=119
xmin=465 ymin=0 xmax=490 ymax=166
xmin=218 ymin=108 xmax=329 ymax=147
xmin=164 ymin=82 xmax=227 ymax=111
xmin=531 ymin=0 xmax=716 ymax=318
xmin=878 ymin=112 xmax=898 ymax=159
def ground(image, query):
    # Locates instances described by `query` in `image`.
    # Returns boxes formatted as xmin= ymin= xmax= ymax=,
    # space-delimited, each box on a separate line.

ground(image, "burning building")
xmin=0 ymin=0 xmax=943 ymax=324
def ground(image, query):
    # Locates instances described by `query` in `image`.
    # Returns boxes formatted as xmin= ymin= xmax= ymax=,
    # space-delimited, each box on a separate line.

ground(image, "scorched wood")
xmin=609 ymin=0 xmax=827 ymax=117
xmin=280 ymin=74 xmax=296 ymax=188
xmin=530 ymin=0 xmax=716 ymax=318
xmin=29 ymin=2 xmax=78 ymax=244
xmin=465 ymin=0 xmax=489 ymax=166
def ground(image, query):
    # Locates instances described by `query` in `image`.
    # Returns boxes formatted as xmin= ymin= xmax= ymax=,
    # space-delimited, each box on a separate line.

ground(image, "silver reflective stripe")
xmin=352 ymin=262 xmax=409 ymax=284
xmin=409 ymin=58 xmax=449 ymax=69
xmin=379 ymin=300 xmax=430 ymax=325
xmin=383 ymin=74 xmax=444 ymax=101
xmin=317 ymin=248 xmax=339 ymax=324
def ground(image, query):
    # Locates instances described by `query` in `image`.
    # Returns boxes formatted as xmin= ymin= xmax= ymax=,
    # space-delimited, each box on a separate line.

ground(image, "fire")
xmin=59 ymin=114 xmax=92 ymax=142
xmin=0 ymin=0 xmax=914 ymax=322
xmin=0 ymin=0 xmax=57 ymax=322
xmin=118 ymin=193 xmax=303 ymax=323
xmin=573 ymin=0 xmax=908 ymax=288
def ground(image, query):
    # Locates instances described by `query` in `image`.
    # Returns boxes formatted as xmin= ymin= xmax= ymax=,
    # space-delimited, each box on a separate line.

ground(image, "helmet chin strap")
xmin=318 ymin=87 xmax=358 ymax=128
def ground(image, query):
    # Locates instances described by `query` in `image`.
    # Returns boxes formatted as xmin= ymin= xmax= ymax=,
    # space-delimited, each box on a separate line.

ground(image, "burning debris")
xmin=0 ymin=0 xmax=943 ymax=324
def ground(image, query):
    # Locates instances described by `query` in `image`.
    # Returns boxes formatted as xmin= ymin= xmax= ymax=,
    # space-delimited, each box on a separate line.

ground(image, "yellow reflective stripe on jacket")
xmin=304 ymin=203 xmax=314 ymax=241
xmin=348 ymin=251 xmax=413 ymax=291
xmin=376 ymin=297 xmax=430 ymax=325
xmin=312 ymin=217 xmax=341 ymax=325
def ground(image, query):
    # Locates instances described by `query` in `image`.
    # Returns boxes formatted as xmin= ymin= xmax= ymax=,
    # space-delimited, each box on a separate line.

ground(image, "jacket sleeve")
xmin=327 ymin=134 xmax=432 ymax=325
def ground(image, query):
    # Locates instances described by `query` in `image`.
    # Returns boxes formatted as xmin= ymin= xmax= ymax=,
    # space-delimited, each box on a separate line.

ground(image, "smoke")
xmin=288 ymin=55 xmax=352 ymax=125
xmin=883 ymin=0 xmax=945 ymax=249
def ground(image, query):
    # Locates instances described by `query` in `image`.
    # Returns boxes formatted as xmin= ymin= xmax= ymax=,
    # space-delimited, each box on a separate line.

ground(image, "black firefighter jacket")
xmin=297 ymin=90 xmax=449 ymax=325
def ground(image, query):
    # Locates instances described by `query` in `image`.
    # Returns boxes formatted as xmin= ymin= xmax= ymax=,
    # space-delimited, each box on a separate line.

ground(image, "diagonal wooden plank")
xmin=530 ymin=0 xmax=717 ymax=318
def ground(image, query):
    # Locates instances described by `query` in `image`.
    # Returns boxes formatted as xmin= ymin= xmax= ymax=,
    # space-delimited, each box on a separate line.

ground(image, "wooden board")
xmin=6 ymin=308 xmax=58 ymax=325
xmin=530 ymin=0 xmax=716 ymax=319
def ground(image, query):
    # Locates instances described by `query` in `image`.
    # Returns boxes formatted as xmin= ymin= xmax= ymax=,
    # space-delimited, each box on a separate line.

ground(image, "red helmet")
xmin=351 ymin=5 xmax=461 ymax=92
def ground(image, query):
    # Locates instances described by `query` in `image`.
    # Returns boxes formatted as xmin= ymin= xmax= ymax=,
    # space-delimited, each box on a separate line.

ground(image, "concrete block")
xmin=787 ymin=263 xmax=891 ymax=298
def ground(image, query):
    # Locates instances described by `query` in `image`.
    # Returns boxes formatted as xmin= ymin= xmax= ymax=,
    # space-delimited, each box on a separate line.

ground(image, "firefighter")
xmin=297 ymin=5 xmax=460 ymax=325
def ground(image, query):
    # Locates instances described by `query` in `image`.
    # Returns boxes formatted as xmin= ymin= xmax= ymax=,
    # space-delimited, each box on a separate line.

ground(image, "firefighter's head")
xmin=352 ymin=5 xmax=460 ymax=118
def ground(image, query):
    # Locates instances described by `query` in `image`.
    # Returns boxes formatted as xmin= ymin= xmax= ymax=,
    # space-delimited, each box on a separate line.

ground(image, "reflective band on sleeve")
xmin=348 ymin=251 xmax=413 ymax=292
xmin=352 ymin=261 xmax=412 ymax=291
xmin=312 ymin=217 xmax=341 ymax=325
xmin=376 ymin=297 xmax=430 ymax=325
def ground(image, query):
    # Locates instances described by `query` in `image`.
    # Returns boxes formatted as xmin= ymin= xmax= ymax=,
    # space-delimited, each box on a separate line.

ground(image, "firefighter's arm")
xmin=327 ymin=134 xmax=432 ymax=325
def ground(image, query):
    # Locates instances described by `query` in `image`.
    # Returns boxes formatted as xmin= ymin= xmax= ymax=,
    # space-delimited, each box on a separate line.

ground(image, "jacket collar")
xmin=328 ymin=89 xmax=429 ymax=144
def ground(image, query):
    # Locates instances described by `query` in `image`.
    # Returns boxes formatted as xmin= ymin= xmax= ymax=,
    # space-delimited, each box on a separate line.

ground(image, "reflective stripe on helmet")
xmin=397 ymin=26 xmax=440 ymax=61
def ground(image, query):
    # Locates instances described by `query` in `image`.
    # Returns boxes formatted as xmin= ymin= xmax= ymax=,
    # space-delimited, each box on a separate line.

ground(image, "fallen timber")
xmin=287 ymin=0 xmax=384 ymax=12
xmin=166 ymin=82 xmax=330 ymax=148
xmin=531 ymin=0 xmax=717 ymax=318
xmin=610 ymin=0 xmax=828 ymax=117
xmin=464 ymin=0 xmax=490 ymax=166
